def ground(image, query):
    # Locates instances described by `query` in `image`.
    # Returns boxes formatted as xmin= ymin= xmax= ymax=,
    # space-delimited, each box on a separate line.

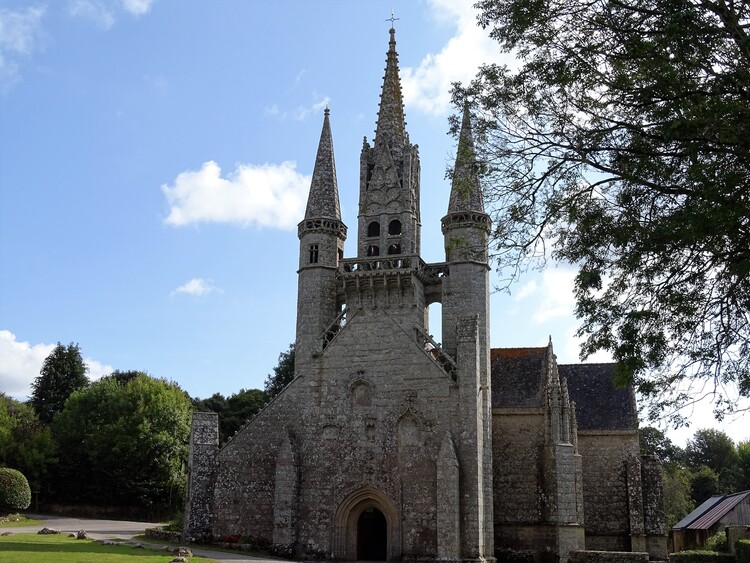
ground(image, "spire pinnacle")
xmin=447 ymin=103 xmax=485 ymax=214
xmin=374 ymin=27 xmax=407 ymax=147
xmin=305 ymin=109 xmax=341 ymax=219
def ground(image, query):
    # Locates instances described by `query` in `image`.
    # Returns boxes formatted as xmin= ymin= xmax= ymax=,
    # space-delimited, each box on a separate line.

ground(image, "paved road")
xmin=0 ymin=514 xmax=290 ymax=562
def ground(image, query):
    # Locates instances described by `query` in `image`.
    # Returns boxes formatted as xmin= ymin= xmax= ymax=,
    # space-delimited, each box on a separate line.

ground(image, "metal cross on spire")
xmin=386 ymin=10 xmax=399 ymax=27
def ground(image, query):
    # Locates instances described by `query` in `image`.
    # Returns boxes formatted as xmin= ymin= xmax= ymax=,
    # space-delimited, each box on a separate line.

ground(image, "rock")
xmin=1 ymin=531 xmax=13 ymax=536
xmin=131 ymin=542 xmax=144 ymax=549
xmin=172 ymin=546 xmax=193 ymax=557
xmin=170 ymin=558 xmax=187 ymax=563
xmin=100 ymin=540 xmax=117 ymax=545
xmin=37 ymin=527 xmax=60 ymax=535
xmin=76 ymin=530 xmax=88 ymax=540
xmin=68 ymin=533 xmax=76 ymax=538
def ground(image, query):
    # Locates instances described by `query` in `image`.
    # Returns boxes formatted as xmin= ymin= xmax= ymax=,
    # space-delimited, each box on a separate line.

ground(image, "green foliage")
xmin=31 ymin=343 xmax=89 ymax=423
xmin=264 ymin=343 xmax=295 ymax=399
xmin=663 ymin=463 xmax=694 ymax=528
xmin=704 ymin=531 xmax=729 ymax=553
xmin=639 ymin=426 xmax=685 ymax=463
xmin=0 ymin=468 xmax=31 ymax=512
xmin=669 ymin=552 xmax=735 ymax=563
xmin=464 ymin=0 xmax=750 ymax=424
xmin=0 ymin=395 xmax=57 ymax=492
xmin=690 ymin=466 xmax=721 ymax=505
xmin=737 ymin=539 xmax=750 ymax=563
xmin=53 ymin=372 xmax=192 ymax=510
xmin=686 ymin=429 xmax=739 ymax=491
xmin=193 ymin=388 xmax=266 ymax=442
xmin=736 ymin=440 xmax=750 ymax=492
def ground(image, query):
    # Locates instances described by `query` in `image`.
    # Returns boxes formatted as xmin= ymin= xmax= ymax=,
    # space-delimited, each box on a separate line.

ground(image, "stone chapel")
xmin=184 ymin=28 xmax=667 ymax=562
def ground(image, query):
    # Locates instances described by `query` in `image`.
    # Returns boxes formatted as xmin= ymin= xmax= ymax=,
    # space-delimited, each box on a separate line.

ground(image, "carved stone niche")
xmin=397 ymin=411 xmax=421 ymax=448
xmin=350 ymin=379 xmax=373 ymax=407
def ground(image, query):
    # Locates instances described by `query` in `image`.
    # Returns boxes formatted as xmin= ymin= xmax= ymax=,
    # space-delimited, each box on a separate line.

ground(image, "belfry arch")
xmin=333 ymin=486 xmax=399 ymax=560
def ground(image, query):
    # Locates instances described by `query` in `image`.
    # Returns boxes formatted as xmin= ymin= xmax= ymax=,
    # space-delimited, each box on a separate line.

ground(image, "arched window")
xmin=367 ymin=245 xmax=380 ymax=257
xmin=367 ymin=222 xmax=380 ymax=237
xmin=388 ymin=219 xmax=401 ymax=235
xmin=387 ymin=244 xmax=401 ymax=255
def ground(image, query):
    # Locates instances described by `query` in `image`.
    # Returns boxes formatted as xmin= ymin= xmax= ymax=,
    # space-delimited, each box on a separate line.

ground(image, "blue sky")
xmin=0 ymin=0 xmax=745 ymax=446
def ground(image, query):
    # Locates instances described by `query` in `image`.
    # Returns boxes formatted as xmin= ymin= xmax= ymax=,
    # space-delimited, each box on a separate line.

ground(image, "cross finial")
xmin=386 ymin=10 xmax=399 ymax=27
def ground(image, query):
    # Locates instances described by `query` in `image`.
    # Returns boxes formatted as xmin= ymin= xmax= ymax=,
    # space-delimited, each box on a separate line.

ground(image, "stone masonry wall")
xmin=577 ymin=431 xmax=640 ymax=551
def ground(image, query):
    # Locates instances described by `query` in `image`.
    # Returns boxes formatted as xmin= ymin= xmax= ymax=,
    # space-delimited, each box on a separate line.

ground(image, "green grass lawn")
xmin=0 ymin=514 xmax=44 ymax=527
xmin=0 ymin=533 xmax=218 ymax=562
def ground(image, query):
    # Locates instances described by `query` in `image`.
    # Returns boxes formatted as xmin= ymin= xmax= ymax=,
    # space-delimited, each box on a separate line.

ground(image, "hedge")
xmin=669 ymin=551 xmax=736 ymax=563
xmin=737 ymin=539 xmax=750 ymax=563
xmin=0 ymin=468 xmax=31 ymax=512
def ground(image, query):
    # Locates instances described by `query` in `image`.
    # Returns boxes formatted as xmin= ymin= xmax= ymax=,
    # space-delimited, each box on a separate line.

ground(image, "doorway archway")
xmin=332 ymin=486 xmax=399 ymax=561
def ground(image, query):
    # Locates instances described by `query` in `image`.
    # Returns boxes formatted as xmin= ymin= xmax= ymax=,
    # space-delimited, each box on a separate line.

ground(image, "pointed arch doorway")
xmin=333 ymin=486 xmax=399 ymax=561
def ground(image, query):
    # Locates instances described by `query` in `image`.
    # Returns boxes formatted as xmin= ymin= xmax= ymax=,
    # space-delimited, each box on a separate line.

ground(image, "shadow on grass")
xmin=0 ymin=536 xmax=170 ymax=558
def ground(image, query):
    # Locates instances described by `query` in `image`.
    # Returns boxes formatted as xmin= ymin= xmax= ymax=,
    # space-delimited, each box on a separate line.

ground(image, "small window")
xmin=367 ymin=245 xmax=380 ymax=257
xmin=387 ymin=244 xmax=401 ymax=255
xmin=388 ymin=219 xmax=402 ymax=235
xmin=367 ymin=221 xmax=380 ymax=237
xmin=309 ymin=244 xmax=319 ymax=264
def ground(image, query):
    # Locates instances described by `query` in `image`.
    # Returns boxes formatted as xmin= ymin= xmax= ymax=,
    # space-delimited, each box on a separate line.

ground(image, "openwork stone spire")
xmin=305 ymin=108 xmax=341 ymax=219
xmin=447 ymin=104 xmax=485 ymax=214
xmin=374 ymin=27 xmax=407 ymax=148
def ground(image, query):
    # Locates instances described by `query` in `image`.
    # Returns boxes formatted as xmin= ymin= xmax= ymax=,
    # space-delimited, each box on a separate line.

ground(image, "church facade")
xmin=184 ymin=28 xmax=667 ymax=562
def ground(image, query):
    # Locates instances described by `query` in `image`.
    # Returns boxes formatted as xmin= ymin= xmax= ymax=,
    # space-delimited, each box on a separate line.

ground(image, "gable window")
xmin=309 ymin=244 xmax=319 ymax=264
xmin=367 ymin=221 xmax=380 ymax=237
xmin=388 ymin=219 xmax=401 ymax=235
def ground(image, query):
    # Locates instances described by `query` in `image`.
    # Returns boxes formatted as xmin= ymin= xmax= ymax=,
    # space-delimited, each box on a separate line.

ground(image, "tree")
xmin=31 ymin=343 xmax=89 ymax=423
xmin=264 ymin=343 xmax=295 ymax=399
xmin=462 ymin=0 xmax=750 ymax=424
xmin=639 ymin=426 xmax=684 ymax=464
xmin=737 ymin=440 xmax=750 ymax=491
xmin=53 ymin=372 xmax=191 ymax=511
xmin=663 ymin=464 xmax=695 ymax=528
xmin=690 ymin=466 xmax=721 ymax=504
xmin=685 ymin=428 xmax=739 ymax=490
xmin=0 ymin=395 xmax=57 ymax=494
xmin=193 ymin=388 xmax=266 ymax=442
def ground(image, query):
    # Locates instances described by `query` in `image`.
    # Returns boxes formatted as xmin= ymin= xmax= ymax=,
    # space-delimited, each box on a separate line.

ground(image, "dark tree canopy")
xmin=193 ymin=388 xmax=266 ymax=442
xmin=31 ymin=343 xmax=89 ymax=423
xmin=264 ymin=343 xmax=295 ymax=399
xmin=461 ymin=0 xmax=750 ymax=424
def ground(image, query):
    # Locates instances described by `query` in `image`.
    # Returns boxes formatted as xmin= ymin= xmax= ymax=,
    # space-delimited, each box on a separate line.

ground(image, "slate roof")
xmin=304 ymin=108 xmax=341 ymax=220
xmin=447 ymin=104 xmax=485 ymax=214
xmin=560 ymin=363 xmax=636 ymax=431
xmin=672 ymin=491 xmax=750 ymax=530
xmin=490 ymin=347 xmax=547 ymax=408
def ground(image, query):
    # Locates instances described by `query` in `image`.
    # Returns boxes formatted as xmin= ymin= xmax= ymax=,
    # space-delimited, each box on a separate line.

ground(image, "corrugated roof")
xmin=672 ymin=491 xmax=750 ymax=530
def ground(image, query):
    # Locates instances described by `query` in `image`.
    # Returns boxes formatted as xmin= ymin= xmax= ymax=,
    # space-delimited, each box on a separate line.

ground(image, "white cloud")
xmin=401 ymin=0 xmax=513 ymax=116
xmin=0 ymin=331 xmax=112 ymax=400
xmin=170 ymin=278 xmax=220 ymax=297
xmin=162 ymin=160 xmax=310 ymax=229
xmin=514 ymin=280 xmax=538 ymax=301
xmin=121 ymin=0 xmax=154 ymax=16
xmin=69 ymin=0 xmax=116 ymax=30
xmin=533 ymin=267 xmax=577 ymax=323
xmin=0 ymin=5 xmax=45 ymax=89
xmin=265 ymin=96 xmax=330 ymax=121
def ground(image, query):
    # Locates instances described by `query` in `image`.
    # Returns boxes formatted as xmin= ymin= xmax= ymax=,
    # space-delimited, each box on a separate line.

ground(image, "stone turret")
xmin=296 ymin=109 xmax=347 ymax=368
xmin=358 ymin=27 xmax=421 ymax=259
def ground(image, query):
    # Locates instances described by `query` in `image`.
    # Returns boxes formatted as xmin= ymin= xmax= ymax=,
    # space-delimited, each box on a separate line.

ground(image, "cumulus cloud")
xmin=121 ymin=0 xmax=155 ymax=16
xmin=265 ymin=95 xmax=330 ymax=121
xmin=0 ymin=5 xmax=45 ymax=89
xmin=532 ymin=268 xmax=577 ymax=323
xmin=0 ymin=331 xmax=113 ymax=399
xmin=162 ymin=160 xmax=310 ymax=229
xmin=69 ymin=0 xmax=116 ymax=29
xmin=170 ymin=278 xmax=220 ymax=297
xmin=401 ymin=0 xmax=513 ymax=116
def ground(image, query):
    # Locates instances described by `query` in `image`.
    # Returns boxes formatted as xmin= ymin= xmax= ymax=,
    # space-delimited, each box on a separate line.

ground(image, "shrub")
xmin=737 ymin=539 xmax=750 ymax=563
xmin=669 ymin=551 xmax=735 ymax=563
xmin=0 ymin=468 xmax=31 ymax=512
xmin=704 ymin=531 xmax=729 ymax=552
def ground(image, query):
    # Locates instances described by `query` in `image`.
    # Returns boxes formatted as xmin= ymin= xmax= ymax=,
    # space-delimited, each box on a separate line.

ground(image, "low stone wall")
xmin=144 ymin=527 xmax=181 ymax=542
xmin=569 ymin=550 xmax=649 ymax=563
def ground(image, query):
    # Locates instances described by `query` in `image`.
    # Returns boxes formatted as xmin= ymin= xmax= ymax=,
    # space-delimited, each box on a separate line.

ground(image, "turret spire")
xmin=305 ymin=108 xmax=341 ymax=219
xmin=447 ymin=103 xmax=485 ymax=214
xmin=374 ymin=27 xmax=407 ymax=147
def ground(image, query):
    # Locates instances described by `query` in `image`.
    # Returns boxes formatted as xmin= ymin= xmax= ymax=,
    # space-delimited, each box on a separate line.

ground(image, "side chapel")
xmin=184 ymin=27 xmax=667 ymax=562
